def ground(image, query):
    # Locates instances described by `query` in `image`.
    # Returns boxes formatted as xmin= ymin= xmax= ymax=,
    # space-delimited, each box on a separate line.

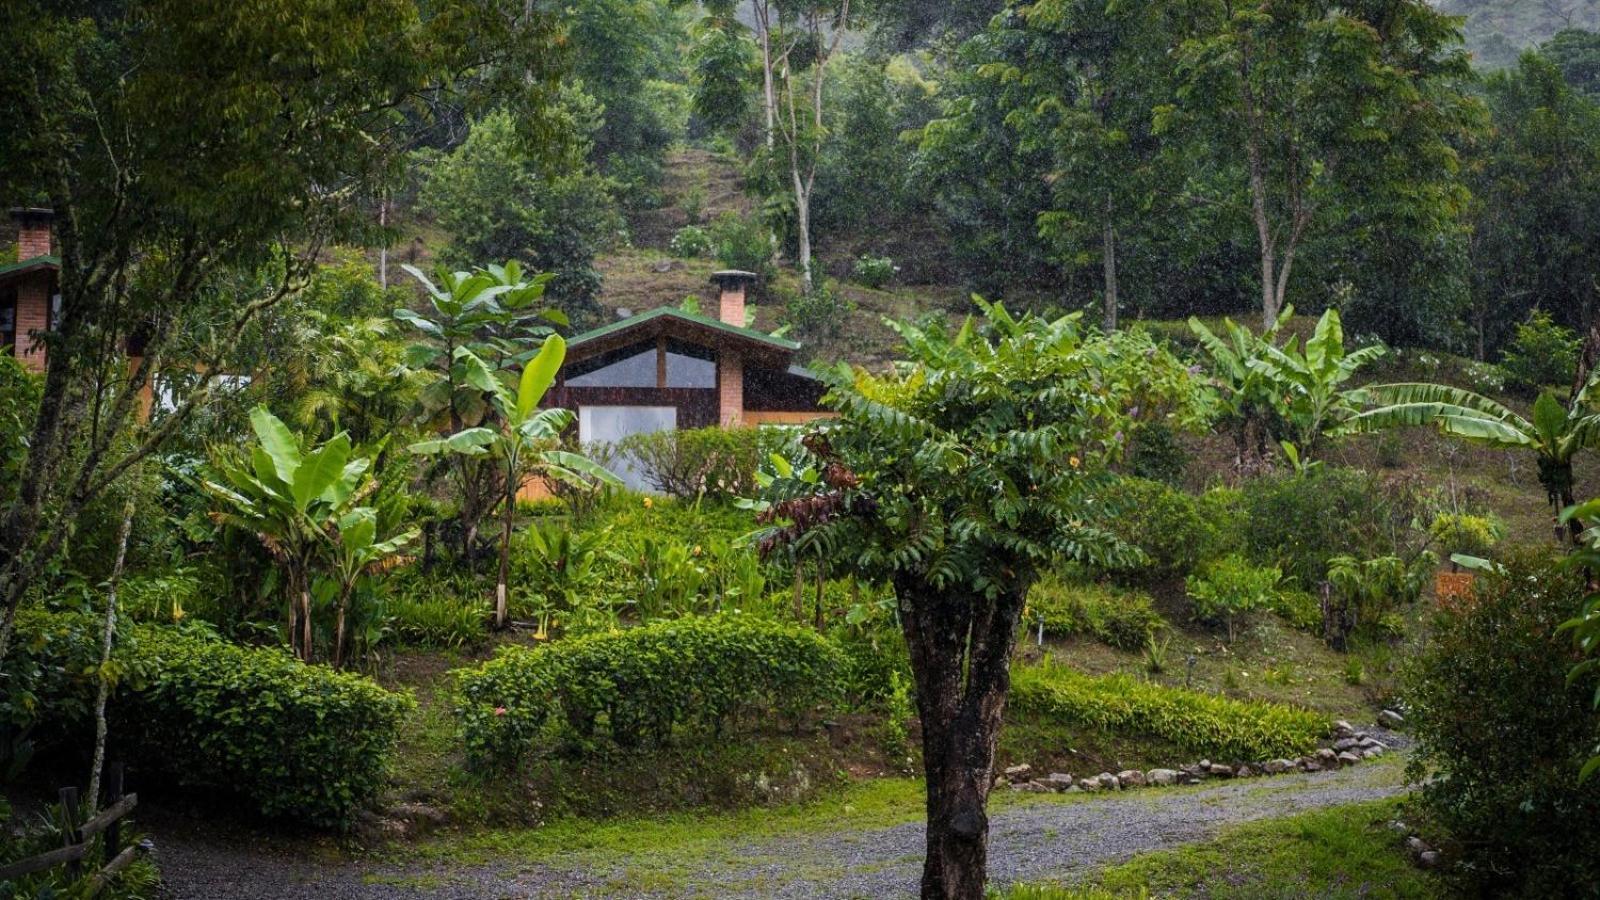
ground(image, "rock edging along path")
xmin=152 ymin=758 xmax=1408 ymax=900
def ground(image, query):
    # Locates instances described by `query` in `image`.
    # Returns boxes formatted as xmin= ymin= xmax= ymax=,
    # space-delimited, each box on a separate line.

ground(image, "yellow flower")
xmin=692 ymin=545 xmax=703 ymax=556
xmin=643 ymin=496 xmax=654 ymax=509
xmin=1069 ymin=455 xmax=1081 ymax=469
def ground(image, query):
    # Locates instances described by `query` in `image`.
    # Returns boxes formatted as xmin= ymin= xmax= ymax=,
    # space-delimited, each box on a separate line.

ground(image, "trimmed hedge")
xmin=1027 ymin=575 xmax=1166 ymax=651
xmin=454 ymin=616 xmax=845 ymax=767
xmin=1010 ymin=664 xmax=1327 ymax=761
xmin=3 ymin=609 xmax=412 ymax=828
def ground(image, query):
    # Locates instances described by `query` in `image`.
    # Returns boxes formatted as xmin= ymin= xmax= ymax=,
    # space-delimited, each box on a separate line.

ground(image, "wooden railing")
xmin=0 ymin=764 xmax=144 ymax=895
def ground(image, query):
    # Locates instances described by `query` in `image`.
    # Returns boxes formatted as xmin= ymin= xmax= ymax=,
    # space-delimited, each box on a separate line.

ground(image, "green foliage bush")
xmin=1268 ymin=589 xmax=1323 ymax=632
xmin=616 ymin=425 xmax=781 ymax=500
xmin=128 ymin=627 xmax=412 ymax=827
xmin=1027 ymin=574 xmax=1166 ymax=651
xmin=1010 ymin=663 xmax=1327 ymax=761
xmin=1238 ymin=467 xmax=1419 ymax=586
xmin=668 ymin=224 xmax=712 ymax=258
xmin=2 ymin=610 xmax=411 ymax=828
xmin=1501 ymin=309 xmax=1579 ymax=393
xmin=1427 ymin=512 xmax=1503 ymax=561
xmin=453 ymin=616 xmax=845 ymax=767
xmin=1099 ymin=478 xmax=1231 ymax=581
xmin=782 ymin=282 xmax=857 ymax=343
xmin=385 ymin=574 xmax=489 ymax=649
xmin=0 ymin=354 xmax=41 ymax=511
xmin=1186 ymin=554 xmax=1283 ymax=640
xmin=1323 ymin=553 xmax=1433 ymax=648
xmin=1404 ymin=552 xmax=1600 ymax=895
xmin=1126 ymin=421 xmax=1189 ymax=486
xmin=709 ymin=213 xmax=774 ymax=282
xmin=851 ymin=254 xmax=897 ymax=289
xmin=418 ymin=110 xmax=622 ymax=323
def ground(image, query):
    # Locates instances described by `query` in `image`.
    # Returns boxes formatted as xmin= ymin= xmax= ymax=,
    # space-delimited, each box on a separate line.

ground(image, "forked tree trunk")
xmin=895 ymin=572 xmax=1027 ymax=900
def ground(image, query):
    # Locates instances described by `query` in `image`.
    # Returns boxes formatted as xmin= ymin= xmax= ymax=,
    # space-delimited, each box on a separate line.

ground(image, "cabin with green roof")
xmin=0 ymin=208 xmax=59 ymax=371
xmin=542 ymin=270 xmax=830 ymax=488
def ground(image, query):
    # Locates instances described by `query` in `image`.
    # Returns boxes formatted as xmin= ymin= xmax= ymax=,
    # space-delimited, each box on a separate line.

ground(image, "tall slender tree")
xmin=1168 ymin=0 xmax=1475 ymax=327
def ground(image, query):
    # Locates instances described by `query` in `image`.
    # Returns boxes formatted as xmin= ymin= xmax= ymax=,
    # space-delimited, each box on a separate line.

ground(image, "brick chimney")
xmin=709 ymin=270 xmax=757 ymax=427
xmin=709 ymin=270 xmax=758 ymax=328
xmin=10 ymin=208 xmax=54 ymax=259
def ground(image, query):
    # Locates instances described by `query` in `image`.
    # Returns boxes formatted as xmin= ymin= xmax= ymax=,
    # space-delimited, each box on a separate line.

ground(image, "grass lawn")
xmin=998 ymin=797 xmax=1436 ymax=899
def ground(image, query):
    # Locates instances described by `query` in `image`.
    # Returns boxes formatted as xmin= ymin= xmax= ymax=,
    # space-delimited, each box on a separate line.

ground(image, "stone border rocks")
xmin=996 ymin=719 xmax=1396 ymax=796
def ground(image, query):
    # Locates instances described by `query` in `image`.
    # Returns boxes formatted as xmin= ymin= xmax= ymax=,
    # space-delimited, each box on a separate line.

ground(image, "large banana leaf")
xmin=1351 ymin=383 xmax=1524 ymax=422
xmin=1344 ymin=401 xmax=1536 ymax=448
xmin=291 ymin=432 xmax=352 ymax=512
xmin=517 ymin=407 xmax=575 ymax=442
xmin=517 ymin=334 xmax=565 ymax=421
xmin=409 ymin=427 xmax=496 ymax=457
xmin=251 ymin=407 xmax=302 ymax=484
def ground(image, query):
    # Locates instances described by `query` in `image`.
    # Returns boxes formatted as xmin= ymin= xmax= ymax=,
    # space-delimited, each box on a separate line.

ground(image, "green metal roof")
xmin=568 ymin=305 xmax=800 ymax=352
xmin=0 ymin=254 xmax=59 ymax=279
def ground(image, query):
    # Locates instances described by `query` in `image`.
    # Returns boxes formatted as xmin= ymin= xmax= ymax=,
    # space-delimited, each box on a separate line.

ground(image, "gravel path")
xmin=152 ymin=759 xmax=1408 ymax=899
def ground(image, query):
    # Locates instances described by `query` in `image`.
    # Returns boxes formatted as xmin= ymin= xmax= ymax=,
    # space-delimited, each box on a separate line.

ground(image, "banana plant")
xmin=1190 ymin=307 xmax=1384 ymax=466
xmin=1345 ymin=377 xmax=1600 ymax=542
xmin=1188 ymin=307 xmax=1292 ymax=470
xmin=395 ymin=262 xmax=566 ymax=566
xmin=410 ymin=334 xmax=620 ymax=628
xmin=1248 ymin=308 xmax=1386 ymax=455
xmin=327 ymin=507 xmax=418 ymax=669
xmin=201 ymin=407 xmax=374 ymax=662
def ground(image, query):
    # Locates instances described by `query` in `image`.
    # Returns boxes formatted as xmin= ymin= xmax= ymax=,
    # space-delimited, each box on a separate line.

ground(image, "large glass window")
xmin=579 ymin=405 xmax=677 ymax=491
xmin=0 ymin=288 xmax=14 ymax=350
xmin=566 ymin=342 xmax=657 ymax=388
xmin=664 ymin=340 xmax=715 ymax=388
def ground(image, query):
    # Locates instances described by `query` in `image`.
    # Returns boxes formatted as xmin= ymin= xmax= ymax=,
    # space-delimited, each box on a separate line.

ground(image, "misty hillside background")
xmin=1436 ymin=0 xmax=1600 ymax=66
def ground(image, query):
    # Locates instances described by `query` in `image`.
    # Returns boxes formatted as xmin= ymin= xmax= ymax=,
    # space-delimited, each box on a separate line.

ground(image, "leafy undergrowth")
xmin=998 ymin=709 xmax=1193 ymax=777
xmin=1009 ymin=662 xmax=1328 ymax=762
xmin=998 ymin=798 xmax=1437 ymax=899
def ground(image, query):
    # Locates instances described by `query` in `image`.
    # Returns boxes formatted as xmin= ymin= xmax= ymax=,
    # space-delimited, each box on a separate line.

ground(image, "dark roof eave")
xmin=0 ymin=255 xmax=59 ymax=283
xmin=567 ymin=306 xmax=801 ymax=357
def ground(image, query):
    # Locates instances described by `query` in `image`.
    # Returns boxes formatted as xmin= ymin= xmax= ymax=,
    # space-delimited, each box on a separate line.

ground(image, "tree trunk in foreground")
xmin=87 ymin=501 xmax=136 ymax=813
xmin=895 ymin=572 xmax=1026 ymax=900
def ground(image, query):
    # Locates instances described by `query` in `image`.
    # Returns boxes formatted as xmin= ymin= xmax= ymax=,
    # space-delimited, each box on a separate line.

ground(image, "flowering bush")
xmin=851 ymin=254 xmax=897 ymax=289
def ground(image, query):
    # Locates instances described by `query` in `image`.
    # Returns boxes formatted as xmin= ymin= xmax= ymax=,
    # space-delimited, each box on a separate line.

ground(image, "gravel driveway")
xmin=151 ymin=759 xmax=1407 ymax=899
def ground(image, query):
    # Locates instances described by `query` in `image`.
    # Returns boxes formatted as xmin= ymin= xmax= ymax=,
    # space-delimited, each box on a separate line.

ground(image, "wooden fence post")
xmin=104 ymin=763 xmax=125 ymax=852
xmin=58 ymin=786 xmax=81 ymax=878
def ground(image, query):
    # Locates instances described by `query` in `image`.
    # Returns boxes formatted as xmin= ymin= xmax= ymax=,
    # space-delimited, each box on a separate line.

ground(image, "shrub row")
xmin=1027 ymin=575 xmax=1166 ymax=650
xmin=3 ymin=609 xmax=412 ymax=828
xmin=1009 ymin=664 xmax=1327 ymax=761
xmin=454 ymin=615 xmax=845 ymax=767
